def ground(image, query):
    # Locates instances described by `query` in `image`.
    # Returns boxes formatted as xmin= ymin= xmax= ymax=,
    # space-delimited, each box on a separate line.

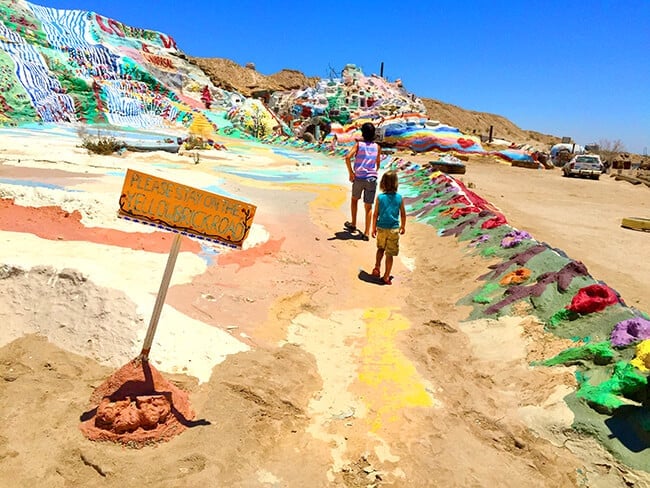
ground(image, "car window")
xmin=577 ymin=157 xmax=598 ymax=164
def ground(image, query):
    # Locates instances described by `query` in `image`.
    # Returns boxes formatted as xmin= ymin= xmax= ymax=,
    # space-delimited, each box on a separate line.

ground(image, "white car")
xmin=562 ymin=155 xmax=604 ymax=180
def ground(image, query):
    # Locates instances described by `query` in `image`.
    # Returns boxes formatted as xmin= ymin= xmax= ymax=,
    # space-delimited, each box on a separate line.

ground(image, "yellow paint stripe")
xmin=285 ymin=183 xmax=347 ymax=210
xmin=358 ymin=308 xmax=434 ymax=432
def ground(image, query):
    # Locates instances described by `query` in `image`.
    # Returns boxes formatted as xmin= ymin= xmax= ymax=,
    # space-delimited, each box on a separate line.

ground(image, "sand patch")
xmin=286 ymin=308 xmax=439 ymax=481
xmin=286 ymin=310 xmax=366 ymax=476
xmin=459 ymin=315 xmax=529 ymax=362
xmin=0 ymin=265 xmax=139 ymax=365
xmin=0 ymin=264 xmax=248 ymax=383
xmin=518 ymin=384 xmax=576 ymax=447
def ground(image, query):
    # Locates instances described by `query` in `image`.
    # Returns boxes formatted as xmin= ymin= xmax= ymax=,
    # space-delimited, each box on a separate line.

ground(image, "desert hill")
xmin=419 ymin=97 xmax=561 ymax=148
xmin=0 ymin=0 xmax=563 ymax=152
xmin=1 ymin=0 xmax=547 ymax=155
xmin=189 ymin=57 xmax=319 ymax=97
xmin=190 ymin=57 xmax=561 ymax=148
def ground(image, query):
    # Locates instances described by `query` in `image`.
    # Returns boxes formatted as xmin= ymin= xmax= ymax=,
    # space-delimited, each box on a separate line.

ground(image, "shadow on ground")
xmin=328 ymin=230 xmax=367 ymax=241
xmin=604 ymin=405 xmax=650 ymax=453
xmin=358 ymin=269 xmax=391 ymax=286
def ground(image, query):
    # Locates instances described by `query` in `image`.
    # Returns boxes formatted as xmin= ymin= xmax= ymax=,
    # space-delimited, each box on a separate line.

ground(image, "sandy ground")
xmin=0 ymin=134 xmax=649 ymax=487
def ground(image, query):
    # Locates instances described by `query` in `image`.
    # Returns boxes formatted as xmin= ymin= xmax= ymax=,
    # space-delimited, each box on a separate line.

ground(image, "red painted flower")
xmin=567 ymin=284 xmax=619 ymax=314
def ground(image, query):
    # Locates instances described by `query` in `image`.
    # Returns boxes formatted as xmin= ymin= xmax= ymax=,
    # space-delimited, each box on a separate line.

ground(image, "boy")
xmin=344 ymin=122 xmax=381 ymax=240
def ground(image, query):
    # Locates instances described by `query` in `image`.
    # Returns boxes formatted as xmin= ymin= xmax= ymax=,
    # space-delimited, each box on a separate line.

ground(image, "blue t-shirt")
xmin=377 ymin=192 xmax=402 ymax=229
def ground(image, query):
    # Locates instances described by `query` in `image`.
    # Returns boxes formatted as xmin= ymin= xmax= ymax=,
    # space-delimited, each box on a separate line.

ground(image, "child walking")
xmin=371 ymin=170 xmax=406 ymax=285
xmin=344 ymin=122 xmax=381 ymax=240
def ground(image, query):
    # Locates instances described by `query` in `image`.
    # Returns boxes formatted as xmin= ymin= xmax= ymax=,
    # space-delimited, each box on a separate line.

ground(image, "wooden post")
xmin=380 ymin=62 xmax=384 ymax=78
xmin=140 ymin=233 xmax=183 ymax=362
xmin=488 ymin=125 xmax=494 ymax=143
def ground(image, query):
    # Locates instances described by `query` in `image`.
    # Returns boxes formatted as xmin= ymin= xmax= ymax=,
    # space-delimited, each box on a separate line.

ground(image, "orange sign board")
xmin=118 ymin=169 xmax=256 ymax=248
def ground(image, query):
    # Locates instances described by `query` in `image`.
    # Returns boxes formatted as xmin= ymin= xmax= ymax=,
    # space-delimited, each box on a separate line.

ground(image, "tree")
xmin=245 ymin=104 xmax=269 ymax=139
xmin=597 ymin=139 xmax=626 ymax=164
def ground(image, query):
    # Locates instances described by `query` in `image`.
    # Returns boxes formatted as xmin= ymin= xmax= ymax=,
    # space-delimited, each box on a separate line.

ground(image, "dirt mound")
xmin=188 ymin=57 xmax=318 ymax=97
xmin=0 ymin=264 xmax=140 ymax=366
xmin=79 ymin=358 xmax=195 ymax=447
xmin=267 ymin=68 xmax=319 ymax=91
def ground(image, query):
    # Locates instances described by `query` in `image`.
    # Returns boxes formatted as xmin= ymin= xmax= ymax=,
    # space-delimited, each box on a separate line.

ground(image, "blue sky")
xmin=40 ymin=0 xmax=650 ymax=153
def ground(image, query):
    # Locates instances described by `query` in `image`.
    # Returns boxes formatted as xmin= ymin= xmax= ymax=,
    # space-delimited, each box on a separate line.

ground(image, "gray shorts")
xmin=351 ymin=178 xmax=377 ymax=204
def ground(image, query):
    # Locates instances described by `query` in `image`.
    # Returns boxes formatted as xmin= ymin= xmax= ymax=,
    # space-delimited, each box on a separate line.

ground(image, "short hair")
xmin=360 ymin=122 xmax=375 ymax=142
xmin=380 ymin=170 xmax=399 ymax=193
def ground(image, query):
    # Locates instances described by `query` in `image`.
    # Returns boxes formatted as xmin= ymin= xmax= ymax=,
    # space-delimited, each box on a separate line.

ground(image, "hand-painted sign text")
xmin=118 ymin=169 xmax=256 ymax=248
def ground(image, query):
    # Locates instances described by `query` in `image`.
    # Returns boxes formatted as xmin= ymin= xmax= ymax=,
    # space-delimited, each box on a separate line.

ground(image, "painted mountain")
xmin=0 ymin=0 xmax=540 ymax=159
xmin=0 ymin=0 xmax=234 ymax=132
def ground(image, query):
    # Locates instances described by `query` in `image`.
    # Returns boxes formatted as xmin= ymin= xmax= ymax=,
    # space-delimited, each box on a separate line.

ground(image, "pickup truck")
xmin=562 ymin=155 xmax=604 ymax=180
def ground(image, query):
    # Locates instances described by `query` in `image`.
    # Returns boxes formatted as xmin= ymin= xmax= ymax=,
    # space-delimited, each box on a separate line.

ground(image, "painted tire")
xmin=621 ymin=217 xmax=650 ymax=232
xmin=512 ymin=160 xmax=540 ymax=170
xmin=428 ymin=162 xmax=466 ymax=174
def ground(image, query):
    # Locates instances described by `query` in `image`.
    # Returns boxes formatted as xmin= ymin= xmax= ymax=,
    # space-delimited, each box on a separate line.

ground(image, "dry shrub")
xmin=183 ymin=135 xmax=205 ymax=150
xmin=78 ymin=127 xmax=125 ymax=155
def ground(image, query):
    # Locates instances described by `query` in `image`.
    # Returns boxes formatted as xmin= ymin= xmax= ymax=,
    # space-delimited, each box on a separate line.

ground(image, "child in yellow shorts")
xmin=371 ymin=170 xmax=406 ymax=285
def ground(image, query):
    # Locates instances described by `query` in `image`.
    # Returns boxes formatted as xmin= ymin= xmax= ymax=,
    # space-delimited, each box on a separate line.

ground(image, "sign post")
xmin=118 ymin=168 xmax=256 ymax=362
xmin=139 ymin=233 xmax=182 ymax=361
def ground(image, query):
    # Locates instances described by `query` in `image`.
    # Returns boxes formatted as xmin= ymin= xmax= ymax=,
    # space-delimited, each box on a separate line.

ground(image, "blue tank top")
xmin=353 ymin=141 xmax=379 ymax=180
xmin=376 ymin=192 xmax=402 ymax=229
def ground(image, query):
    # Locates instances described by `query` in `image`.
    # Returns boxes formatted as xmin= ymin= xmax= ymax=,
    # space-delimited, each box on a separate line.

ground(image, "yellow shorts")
xmin=376 ymin=228 xmax=400 ymax=256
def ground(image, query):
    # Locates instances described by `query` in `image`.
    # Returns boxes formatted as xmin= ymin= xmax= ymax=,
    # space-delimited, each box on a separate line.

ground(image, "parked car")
xmin=562 ymin=154 xmax=604 ymax=179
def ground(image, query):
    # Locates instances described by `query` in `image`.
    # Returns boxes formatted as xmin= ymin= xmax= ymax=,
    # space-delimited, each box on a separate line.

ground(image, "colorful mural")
xmin=264 ymin=64 xmax=537 ymax=161
xmin=0 ymin=0 xmax=258 ymax=134
xmin=0 ymin=1 xmax=539 ymax=161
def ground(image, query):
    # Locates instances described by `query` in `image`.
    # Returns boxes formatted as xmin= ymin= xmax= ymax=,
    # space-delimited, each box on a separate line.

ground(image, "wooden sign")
xmin=118 ymin=169 xmax=256 ymax=248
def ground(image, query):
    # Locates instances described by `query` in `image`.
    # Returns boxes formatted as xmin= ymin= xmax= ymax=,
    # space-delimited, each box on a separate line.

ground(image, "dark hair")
xmin=360 ymin=122 xmax=375 ymax=142
xmin=380 ymin=170 xmax=398 ymax=193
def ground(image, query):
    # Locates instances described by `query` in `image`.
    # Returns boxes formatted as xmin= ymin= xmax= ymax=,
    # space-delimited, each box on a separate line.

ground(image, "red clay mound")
xmin=79 ymin=358 xmax=195 ymax=447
